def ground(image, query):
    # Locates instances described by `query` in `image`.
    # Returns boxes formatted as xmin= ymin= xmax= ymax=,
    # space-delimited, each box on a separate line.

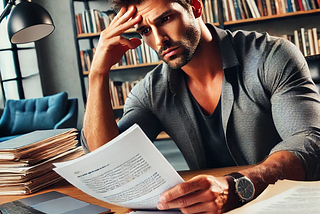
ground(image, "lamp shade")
xmin=7 ymin=1 xmax=54 ymax=44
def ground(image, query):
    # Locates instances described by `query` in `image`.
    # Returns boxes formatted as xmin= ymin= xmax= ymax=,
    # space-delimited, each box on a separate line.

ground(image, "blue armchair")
xmin=0 ymin=92 xmax=78 ymax=142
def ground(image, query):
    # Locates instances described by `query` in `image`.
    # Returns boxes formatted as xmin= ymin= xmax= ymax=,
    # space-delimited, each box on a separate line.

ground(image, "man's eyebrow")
xmin=136 ymin=10 xmax=173 ymax=32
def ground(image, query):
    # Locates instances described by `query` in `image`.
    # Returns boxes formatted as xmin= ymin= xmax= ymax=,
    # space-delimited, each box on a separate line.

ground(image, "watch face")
xmin=236 ymin=177 xmax=255 ymax=201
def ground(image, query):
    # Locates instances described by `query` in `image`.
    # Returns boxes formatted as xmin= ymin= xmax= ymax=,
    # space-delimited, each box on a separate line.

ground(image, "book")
xmin=307 ymin=28 xmax=315 ymax=55
xmin=226 ymin=179 xmax=320 ymax=213
xmin=228 ymin=0 xmax=237 ymax=20
xmin=293 ymin=30 xmax=302 ymax=52
xmin=222 ymin=0 xmax=230 ymax=21
xmin=233 ymin=0 xmax=242 ymax=20
xmin=53 ymin=124 xmax=184 ymax=210
xmin=250 ymin=0 xmax=261 ymax=17
xmin=0 ymin=191 xmax=110 ymax=214
xmin=301 ymin=28 xmax=307 ymax=56
xmin=312 ymin=28 xmax=319 ymax=55
xmin=213 ymin=0 xmax=219 ymax=22
xmin=241 ymin=0 xmax=252 ymax=18
xmin=246 ymin=0 xmax=257 ymax=18
xmin=265 ymin=0 xmax=273 ymax=15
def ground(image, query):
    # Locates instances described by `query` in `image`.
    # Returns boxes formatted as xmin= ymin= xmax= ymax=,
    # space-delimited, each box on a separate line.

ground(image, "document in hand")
xmin=53 ymin=124 xmax=184 ymax=210
xmin=226 ymin=179 xmax=320 ymax=213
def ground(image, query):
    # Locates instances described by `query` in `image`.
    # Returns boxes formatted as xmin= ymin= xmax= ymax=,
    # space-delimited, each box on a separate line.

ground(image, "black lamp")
xmin=0 ymin=0 xmax=54 ymax=44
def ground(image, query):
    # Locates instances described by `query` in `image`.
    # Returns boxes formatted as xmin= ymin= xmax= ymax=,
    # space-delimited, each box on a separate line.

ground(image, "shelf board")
xmin=113 ymin=105 xmax=124 ymax=110
xmin=224 ymin=9 xmax=320 ymax=26
xmin=77 ymin=28 xmax=138 ymax=39
xmin=78 ymin=32 xmax=100 ymax=39
xmin=111 ymin=61 xmax=161 ymax=70
xmin=82 ymin=61 xmax=162 ymax=75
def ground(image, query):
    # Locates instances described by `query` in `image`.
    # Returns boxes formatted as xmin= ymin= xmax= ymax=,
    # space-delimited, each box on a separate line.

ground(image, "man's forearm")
xmin=239 ymin=151 xmax=306 ymax=197
xmin=83 ymin=72 xmax=119 ymax=151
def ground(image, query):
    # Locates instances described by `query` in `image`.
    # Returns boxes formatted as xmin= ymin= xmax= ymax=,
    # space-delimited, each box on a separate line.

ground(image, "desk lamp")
xmin=0 ymin=0 xmax=54 ymax=44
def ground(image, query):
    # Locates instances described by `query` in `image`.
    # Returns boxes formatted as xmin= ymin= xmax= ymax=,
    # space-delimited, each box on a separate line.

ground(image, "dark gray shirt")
xmin=189 ymin=90 xmax=236 ymax=168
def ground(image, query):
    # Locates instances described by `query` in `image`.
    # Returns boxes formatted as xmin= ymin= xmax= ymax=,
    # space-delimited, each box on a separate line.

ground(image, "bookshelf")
xmin=221 ymin=1 xmax=320 ymax=58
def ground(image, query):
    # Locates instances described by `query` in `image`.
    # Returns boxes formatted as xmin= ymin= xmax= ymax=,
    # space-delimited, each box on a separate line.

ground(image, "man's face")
xmin=135 ymin=0 xmax=201 ymax=69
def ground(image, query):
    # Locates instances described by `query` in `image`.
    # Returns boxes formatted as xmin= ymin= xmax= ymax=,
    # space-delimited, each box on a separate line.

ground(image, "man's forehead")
xmin=133 ymin=1 xmax=166 ymax=17
xmin=133 ymin=0 xmax=184 ymax=22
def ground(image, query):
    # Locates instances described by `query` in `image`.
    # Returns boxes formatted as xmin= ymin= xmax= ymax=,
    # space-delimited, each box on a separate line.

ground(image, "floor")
xmin=154 ymin=139 xmax=189 ymax=171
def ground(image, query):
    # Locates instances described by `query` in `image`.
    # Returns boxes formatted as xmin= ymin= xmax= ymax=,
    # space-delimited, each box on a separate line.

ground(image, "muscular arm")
xmin=83 ymin=6 xmax=142 ymax=151
xmin=239 ymin=151 xmax=305 ymax=198
xmin=83 ymin=73 xmax=119 ymax=151
xmin=157 ymin=151 xmax=305 ymax=213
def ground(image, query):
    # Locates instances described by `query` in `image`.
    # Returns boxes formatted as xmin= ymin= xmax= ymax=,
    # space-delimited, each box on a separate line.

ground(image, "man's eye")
xmin=161 ymin=16 xmax=170 ymax=23
xmin=141 ymin=28 xmax=151 ymax=35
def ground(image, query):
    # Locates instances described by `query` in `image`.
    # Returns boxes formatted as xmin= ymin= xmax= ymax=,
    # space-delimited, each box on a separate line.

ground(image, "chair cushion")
xmin=9 ymin=92 xmax=68 ymax=135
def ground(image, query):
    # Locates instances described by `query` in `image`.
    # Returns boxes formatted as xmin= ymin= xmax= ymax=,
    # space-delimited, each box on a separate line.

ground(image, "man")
xmin=81 ymin=0 xmax=320 ymax=212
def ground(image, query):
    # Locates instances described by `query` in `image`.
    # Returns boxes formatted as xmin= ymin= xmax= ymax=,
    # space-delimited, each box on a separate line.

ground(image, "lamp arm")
xmin=0 ymin=0 xmax=15 ymax=23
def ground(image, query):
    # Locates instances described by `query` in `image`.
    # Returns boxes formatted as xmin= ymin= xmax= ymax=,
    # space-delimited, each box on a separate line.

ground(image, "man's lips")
xmin=161 ymin=47 xmax=179 ymax=58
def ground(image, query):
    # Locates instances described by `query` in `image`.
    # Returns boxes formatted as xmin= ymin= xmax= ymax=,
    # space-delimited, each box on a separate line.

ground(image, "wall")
xmin=33 ymin=0 xmax=84 ymax=129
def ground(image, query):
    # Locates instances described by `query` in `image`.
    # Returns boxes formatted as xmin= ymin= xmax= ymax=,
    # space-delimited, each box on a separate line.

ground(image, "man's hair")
xmin=111 ymin=0 xmax=191 ymax=12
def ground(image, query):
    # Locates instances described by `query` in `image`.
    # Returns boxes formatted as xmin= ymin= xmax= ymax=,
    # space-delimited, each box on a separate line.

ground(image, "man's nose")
xmin=153 ymin=28 xmax=169 ymax=47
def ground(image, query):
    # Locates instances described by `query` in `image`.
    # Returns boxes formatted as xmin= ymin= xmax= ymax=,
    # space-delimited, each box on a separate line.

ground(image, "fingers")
xmin=99 ymin=6 xmax=141 ymax=50
xmin=160 ymin=175 xmax=212 ymax=202
xmin=109 ymin=6 xmax=141 ymax=36
xmin=158 ymin=185 xmax=216 ymax=208
xmin=92 ymin=6 xmax=142 ymax=71
xmin=157 ymin=176 xmax=211 ymax=209
xmin=157 ymin=175 xmax=230 ymax=213
xmin=180 ymin=201 xmax=224 ymax=214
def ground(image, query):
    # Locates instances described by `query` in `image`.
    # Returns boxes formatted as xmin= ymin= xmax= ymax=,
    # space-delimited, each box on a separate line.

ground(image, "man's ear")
xmin=191 ymin=0 xmax=203 ymax=18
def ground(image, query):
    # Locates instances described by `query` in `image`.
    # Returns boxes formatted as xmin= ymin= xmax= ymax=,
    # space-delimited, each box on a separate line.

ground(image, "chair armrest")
xmin=54 ymin=98 xmax=78 ymax=129
xmin=0 ymin=117 xmax=6 ymax=137
xmin=0 ymin=108 xmax=9 ymax=137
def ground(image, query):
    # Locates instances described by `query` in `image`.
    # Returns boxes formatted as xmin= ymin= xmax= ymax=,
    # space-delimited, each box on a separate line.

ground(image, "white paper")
xmin=227 ymin=180 xmax=320 ymax=213
xmin=54 ymin=124 xmax=184 ymax=209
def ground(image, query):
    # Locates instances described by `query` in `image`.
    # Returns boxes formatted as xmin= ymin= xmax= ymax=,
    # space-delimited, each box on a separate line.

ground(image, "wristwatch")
xmin=226 ymin=172 xmax=255 ymax=205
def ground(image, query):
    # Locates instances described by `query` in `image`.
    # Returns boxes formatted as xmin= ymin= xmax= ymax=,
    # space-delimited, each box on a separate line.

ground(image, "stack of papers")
xmin=0 ymin=129 xmax=84 ymax=195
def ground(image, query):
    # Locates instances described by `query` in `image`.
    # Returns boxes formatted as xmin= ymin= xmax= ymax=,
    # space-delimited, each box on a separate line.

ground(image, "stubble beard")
xmin=157 ymin=24 xmax=201 ymax=69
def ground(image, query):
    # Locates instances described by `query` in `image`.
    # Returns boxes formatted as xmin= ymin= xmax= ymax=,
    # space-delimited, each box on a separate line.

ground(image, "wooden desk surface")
xmin=0 ymin=165 xmax=250 ymax=214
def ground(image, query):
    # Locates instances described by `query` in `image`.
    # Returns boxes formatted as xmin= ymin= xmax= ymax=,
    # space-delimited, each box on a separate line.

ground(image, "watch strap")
xmin=227 ymin=172 xmax=245 ymax=180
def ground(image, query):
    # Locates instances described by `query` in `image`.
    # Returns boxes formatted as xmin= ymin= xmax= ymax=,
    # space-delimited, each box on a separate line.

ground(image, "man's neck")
xmin=182 ymin=22 xmax=222 ymax=86
xmin=182 ymin=22 xmax=224 ymax=116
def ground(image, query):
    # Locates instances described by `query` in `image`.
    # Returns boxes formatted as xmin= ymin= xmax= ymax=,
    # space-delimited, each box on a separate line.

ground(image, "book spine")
xmin=250 ymin=0 xmax=261 ymax=17
xmin=246 ymin=0 xmax=257 ymax=17
xmin=308 ymin=29 xmax=315 ymax=56
xmin=312 ymin=28 xmax=319 ymax=55
xmin=233 ymin=0 xmax=243 ymax=19
xmin=301 ymin=28 xmax=307 ymax=56
xmin=228 ymin=0 xmax=237 ymax=20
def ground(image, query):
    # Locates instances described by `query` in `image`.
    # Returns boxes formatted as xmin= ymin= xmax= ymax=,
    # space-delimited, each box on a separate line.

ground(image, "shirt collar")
xmin=207 ymin=24 xmax=239 ymax=70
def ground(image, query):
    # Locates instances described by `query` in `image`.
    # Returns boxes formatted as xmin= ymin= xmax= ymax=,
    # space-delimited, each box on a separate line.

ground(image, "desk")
xmin=0 ymin=165 xmax=250 ymax=213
